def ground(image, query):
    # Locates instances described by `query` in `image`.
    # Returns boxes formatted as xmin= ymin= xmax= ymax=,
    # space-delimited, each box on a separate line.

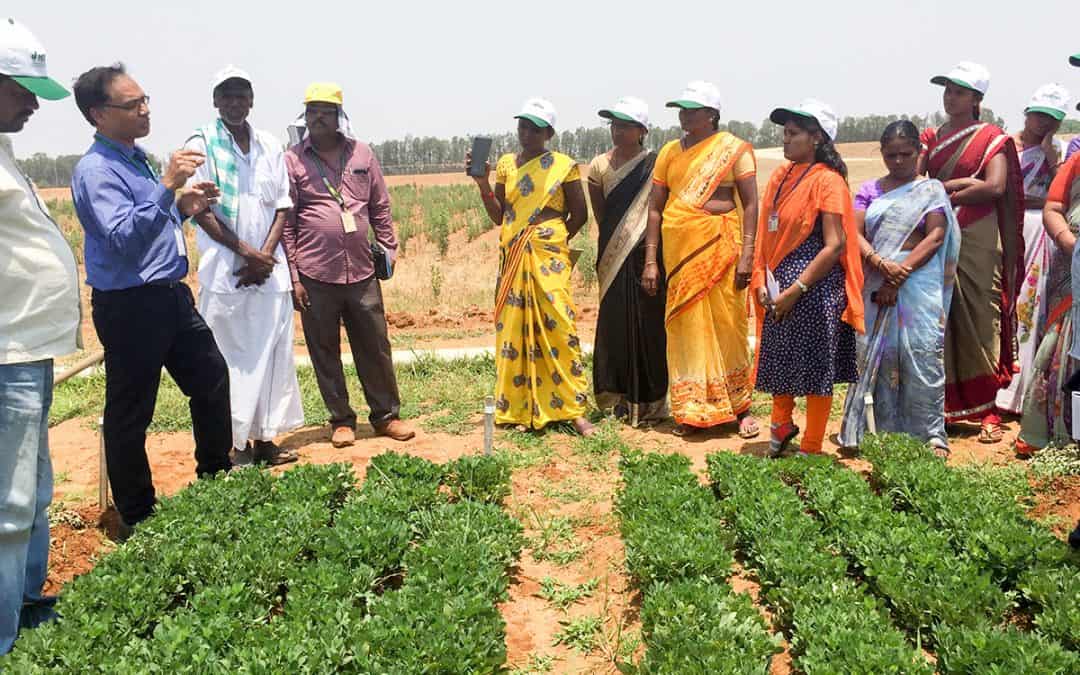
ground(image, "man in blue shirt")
xmin=71 ymin=63 xmax=232 ymax=535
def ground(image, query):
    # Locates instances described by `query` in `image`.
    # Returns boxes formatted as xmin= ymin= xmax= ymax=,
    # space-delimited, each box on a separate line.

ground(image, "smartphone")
xmin=468 ymin=136 xmax=493 ymax=177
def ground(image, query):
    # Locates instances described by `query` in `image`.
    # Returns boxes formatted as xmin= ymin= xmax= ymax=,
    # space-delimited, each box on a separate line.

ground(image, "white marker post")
xmin=483 ymin=396 xmax=495 ymax=455
xmin=98 ymin=416 xmax=109 ymax=509
xmin=863 ymin=393 xmax=876 ymax=435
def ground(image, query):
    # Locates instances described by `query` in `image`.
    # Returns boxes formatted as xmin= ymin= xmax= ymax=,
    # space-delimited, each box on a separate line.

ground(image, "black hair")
xmin=973 ymin=92 xmax=983 ymax=121
xmin=710 ymin=108 xmax=720 ymax=131
xmin=880 ymin=119 xmax=921 ymax=151
xmin=73 ymin=63 xmax=127 ymax=126
xmin=790 ymin=115 xmax=847 ymax=180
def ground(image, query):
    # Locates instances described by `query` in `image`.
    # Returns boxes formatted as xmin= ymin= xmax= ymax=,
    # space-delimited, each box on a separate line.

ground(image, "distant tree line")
xmin=11 ymin=107 xmax=1031 ymax=185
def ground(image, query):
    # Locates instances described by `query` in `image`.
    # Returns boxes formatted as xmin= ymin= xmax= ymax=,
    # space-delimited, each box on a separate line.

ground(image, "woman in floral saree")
xmin=1017 ymin=149 xmax=1080 ymax=452
xmin=840 ymin=121 xmax=960 ymax=454
xmin=588 ymin=97 xmax=668 ymax=426
xmin=468 ymin=98 xmax=594 ymax=435
xmin=996 ymin=84 xmax=1069 ymax=415
xmin=641 ymin=81 xmax=760 ymax=437
xmin=918 ymin=62 xmax=1024 ymax=443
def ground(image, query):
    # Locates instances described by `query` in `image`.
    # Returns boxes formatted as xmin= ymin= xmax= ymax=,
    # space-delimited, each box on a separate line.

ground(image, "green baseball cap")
xmin=1071 ymin=53 xmax=1080 ymax=67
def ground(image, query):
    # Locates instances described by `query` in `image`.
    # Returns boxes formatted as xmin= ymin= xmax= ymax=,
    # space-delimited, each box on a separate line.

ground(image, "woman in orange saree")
xmin=918 ymin=62 xmax=1024 ymax=443
xmin=641 ymin=81 xmax=760 ymax=438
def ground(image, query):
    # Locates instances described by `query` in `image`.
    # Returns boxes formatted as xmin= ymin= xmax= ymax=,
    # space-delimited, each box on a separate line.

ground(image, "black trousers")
xmin=298 ymin=273 xmax=401 ymax=429
xmin=91 ymin=282 xmax=232 ymax=525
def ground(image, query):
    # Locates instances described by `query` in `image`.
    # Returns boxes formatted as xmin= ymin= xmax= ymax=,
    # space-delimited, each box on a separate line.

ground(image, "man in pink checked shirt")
xmin=282 ymin=82 xmax=414 ymax=446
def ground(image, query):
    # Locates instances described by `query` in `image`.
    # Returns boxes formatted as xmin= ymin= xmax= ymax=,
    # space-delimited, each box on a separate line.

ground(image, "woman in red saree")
xmin=918 ymin=62 xmax=1024 ymax=443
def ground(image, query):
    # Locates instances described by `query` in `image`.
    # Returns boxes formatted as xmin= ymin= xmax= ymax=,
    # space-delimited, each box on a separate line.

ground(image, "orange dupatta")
xmin=751 ymin=162 xmax=865 ymax=334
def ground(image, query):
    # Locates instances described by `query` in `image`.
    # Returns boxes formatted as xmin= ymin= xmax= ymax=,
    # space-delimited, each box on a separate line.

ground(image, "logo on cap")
xmin=30 ymin=51 xmax=44 ymax=65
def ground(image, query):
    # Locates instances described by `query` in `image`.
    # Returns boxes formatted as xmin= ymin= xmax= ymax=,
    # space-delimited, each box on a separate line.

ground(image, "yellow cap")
xmin=304 ymin=82 xmax=343 ymax=106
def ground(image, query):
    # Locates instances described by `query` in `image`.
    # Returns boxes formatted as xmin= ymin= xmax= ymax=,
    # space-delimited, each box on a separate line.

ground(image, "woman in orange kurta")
xmin=752 ymin=100 xmax=864 ymax=455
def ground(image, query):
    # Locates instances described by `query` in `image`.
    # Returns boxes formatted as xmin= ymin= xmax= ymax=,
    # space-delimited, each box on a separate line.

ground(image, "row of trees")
xmin=370 ymin=109 xmax=1014 ymax=175
xmin=18 ymin=108 xmax=1078 ymax=185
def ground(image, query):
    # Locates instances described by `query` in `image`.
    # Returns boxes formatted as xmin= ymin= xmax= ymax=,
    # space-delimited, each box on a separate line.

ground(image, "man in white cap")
xmin=0 ymin=17 xmax=77 ymax=653
xmin=183 ymin=66 xmax=303 ymax=466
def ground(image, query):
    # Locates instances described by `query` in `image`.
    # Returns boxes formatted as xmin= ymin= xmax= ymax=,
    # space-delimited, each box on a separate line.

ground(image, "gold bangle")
xmin=644 ymin=261 xmax=658 ymax=267
xmin=645 ymin=243 xmax=658 ymax=248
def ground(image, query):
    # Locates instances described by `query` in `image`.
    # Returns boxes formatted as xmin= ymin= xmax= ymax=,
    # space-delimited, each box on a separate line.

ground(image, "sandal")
xmin=977 ymin=422 xmax=1003 ymax=444
xmin=737 ymin=415 xmax=760 ymax=440
xmin=769 ymin=422 xmax=799 ymax=457
xmin=1014 ymin=439 xmax=1036 ymax=458
xmin=253 ymin=441 xmax=299 ymax=466
xmin=930 ymin=439 xmax=950 ymax=459
xmin=672 ymin=423 xmax=699 ymax=437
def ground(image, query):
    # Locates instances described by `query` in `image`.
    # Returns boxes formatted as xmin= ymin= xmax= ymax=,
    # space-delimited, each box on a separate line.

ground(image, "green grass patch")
xmin=52 ymin=355 xmax=498 ymax=436
xmin=537 ymin=577 xmax=599 ymax=611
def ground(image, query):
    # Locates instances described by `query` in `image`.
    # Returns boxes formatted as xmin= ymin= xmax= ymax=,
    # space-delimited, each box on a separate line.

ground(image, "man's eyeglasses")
xmin=100 ymin=95 xmax=150 ymax=111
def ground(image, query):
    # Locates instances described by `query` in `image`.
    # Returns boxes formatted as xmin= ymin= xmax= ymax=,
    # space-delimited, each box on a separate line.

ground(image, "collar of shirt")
xmin=301 ymin=134 xmax=355 ymax=161
xmin=93 ymin=133 xmax=157 ymax=178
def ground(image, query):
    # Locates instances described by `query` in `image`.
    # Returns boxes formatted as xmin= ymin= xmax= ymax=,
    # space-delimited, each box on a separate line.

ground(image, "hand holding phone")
xmin=467 ymin=136 xmax=492 ymax=179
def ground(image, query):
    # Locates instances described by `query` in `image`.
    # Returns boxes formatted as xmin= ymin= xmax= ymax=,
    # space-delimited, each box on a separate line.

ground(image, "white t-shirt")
xmin=0 ymin=135 xmax=80 ymax=365
xmin=184 ymin=124 xmax=293 ymax=294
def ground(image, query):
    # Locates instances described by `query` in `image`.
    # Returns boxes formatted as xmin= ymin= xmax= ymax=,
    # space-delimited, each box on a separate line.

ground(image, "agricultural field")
xmin=24 ymin=149 xmax=1080 ymax=672
xmin=25 ymin=389 xmax=1080 ymax=673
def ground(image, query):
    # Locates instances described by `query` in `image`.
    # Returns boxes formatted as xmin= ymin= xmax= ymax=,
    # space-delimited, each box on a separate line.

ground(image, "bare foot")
xmin=573 ymin=417 xmax=596 ymax=437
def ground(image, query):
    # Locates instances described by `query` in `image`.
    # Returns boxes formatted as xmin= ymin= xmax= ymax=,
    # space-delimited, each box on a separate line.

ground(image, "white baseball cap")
xmin=0 ymin=18 xmax=68 ymax=100
xmin=931 ymin=61 xmax=991 ymax=96
xmin=514 ymin=97 xmax=557 ymax=129
xmin=598 ymin=96 xmax=649 ymax=127
xmin=770 ymin=98 xmax=839 ymax=142
xmin=210 ymin=64 xmax=252 ymax=97
xmin=1025 ymin=83 xmax=1071 ymax=121
xmin=666 ymin=80 xmax=722 ymax=111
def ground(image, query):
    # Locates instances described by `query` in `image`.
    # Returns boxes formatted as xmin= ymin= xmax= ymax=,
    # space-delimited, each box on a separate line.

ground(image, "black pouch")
xmin=370 ymin=237 xmax=393 ymax=280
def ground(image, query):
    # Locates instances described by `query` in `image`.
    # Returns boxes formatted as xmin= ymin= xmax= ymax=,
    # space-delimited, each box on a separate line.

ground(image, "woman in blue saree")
xmin=840 ymin=121 xmax=960 ymax=453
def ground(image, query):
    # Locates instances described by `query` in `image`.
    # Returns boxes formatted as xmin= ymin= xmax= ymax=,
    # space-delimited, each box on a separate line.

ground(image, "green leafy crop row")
xmin=863 ymin=434 xmax=1080 ymax=650
xmin=775 ymin=454 xmax=1079 ymax=673
xmin=5 ymin=453 xmax=520 ymax=673
xmin=616 ymin=451 xmax=779 ymax=673
xmin=707 ymin=452 xmax=932 ymax=674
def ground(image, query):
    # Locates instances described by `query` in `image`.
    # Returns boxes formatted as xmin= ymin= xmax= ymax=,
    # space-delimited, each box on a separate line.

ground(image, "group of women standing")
xmin=469 ymin=52 xmax=1080 ymax=458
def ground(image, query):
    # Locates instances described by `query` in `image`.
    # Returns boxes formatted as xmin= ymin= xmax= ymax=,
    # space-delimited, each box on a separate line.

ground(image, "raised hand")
xmin=163 ymin=150 xmax=206 ymax=191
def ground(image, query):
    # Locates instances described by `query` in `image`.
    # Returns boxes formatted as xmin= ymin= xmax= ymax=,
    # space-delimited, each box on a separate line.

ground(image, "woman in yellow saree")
xmin=468 ymin=98 xmax=594 ymax=435
xmin=642 ymin=81 xmax=760 ymax=437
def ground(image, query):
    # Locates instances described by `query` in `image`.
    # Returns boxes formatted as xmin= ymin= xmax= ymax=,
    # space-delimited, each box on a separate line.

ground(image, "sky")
xmin=7 ymin=0 xmax=1080 ymax=159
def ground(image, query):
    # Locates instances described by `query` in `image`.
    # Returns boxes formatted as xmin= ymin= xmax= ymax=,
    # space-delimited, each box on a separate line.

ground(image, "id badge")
xmin=174 ymin=226 xmax=187 ymax=257
xmin=767 ymin=213 xmax=779 ymax=233
xmin=341 ymin=209 xmax=357 ymax=234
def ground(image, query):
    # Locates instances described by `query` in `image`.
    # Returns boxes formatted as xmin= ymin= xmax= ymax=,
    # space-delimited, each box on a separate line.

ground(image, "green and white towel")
xmin=194 ymin=119 xmax=240 ymax=226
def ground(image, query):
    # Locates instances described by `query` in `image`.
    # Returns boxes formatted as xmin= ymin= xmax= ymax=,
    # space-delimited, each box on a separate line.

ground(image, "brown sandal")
xmin=737 ymin=416 xmax=761 ymax=439
xmin=253 ymin=441 xmax=299 ymax=466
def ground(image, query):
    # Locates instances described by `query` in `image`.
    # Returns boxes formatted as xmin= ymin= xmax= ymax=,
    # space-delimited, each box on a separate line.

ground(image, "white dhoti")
xmin=198 ymin=290 xmax=304 ymax=448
